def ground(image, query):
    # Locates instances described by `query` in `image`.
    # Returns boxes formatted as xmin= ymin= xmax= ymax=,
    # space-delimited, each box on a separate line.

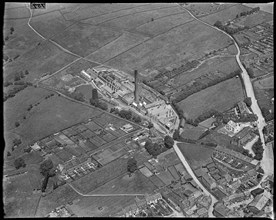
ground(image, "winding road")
xmin=178 ymin=3 xmax=272 ymax=177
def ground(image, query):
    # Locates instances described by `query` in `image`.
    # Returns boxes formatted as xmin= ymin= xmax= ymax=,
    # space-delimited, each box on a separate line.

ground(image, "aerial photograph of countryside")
xmin=3 ymin=2 xmax=274 ymax=218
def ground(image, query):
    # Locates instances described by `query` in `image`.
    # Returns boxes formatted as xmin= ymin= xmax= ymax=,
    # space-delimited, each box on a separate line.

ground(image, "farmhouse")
xmin=248 ymin=192 xmax=270 ymax=214
xmin=231 ymin=127 xmax=257 ymax=147
xmin=213 ymin=203 xmax=231 ymax=217
xmin=237 ymin=101 xmax=249 ymax=115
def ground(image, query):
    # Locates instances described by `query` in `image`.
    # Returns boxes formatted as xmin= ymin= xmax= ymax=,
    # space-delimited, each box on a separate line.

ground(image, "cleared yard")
xmin=177 ymin=142 xmax=215 ymax=169
xmin=177 ymin=77 xmax=244 ymax=120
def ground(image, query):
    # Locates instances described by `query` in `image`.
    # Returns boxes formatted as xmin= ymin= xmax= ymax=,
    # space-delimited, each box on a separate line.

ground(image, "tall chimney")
xmin=134 ymin=70 xmax=139 ymax=102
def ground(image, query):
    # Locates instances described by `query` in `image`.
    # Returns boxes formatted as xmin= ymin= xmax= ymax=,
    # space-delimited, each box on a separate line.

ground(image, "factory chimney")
xmin=134 ymin=70 xmax=139 ymax=102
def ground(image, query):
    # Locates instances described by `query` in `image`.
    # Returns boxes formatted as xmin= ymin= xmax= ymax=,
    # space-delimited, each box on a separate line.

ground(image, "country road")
xmin=179 ymin=4 xmax=272 ymax=176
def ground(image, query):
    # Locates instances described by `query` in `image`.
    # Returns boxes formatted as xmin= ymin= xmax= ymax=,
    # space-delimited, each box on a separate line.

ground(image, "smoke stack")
xmin=134 ymin=70 xmax=139 ymax=102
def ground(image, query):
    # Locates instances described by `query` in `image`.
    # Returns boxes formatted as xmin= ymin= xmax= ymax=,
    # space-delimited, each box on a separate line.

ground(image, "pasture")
xmin=177 ymin=142 xmax=215 ymax=169
xmin=70 ymin=158 xmax=129 ymax=194
xmin=68 ymin=195 xmax=136 ymax=217
xmin=3 ymin=167 xmax=42 ymax=217
xmin=90 ymin=171 xmax=157 ymax=194
xmin=4 ymin=6 xmax=30 ymax=19
xmin=106 ymin=19 xmax=233 ymax=75
xmin=254 ymin=76 xmax=274 ymax=89
xmin=177 ymin=77 xmax=244 ymax=120
xmin=30 ymin=10 xmax=75 ymax=39
xmin=82 ymin=4 xmax=181 ymax=26
xmin=9 ymin=93 xmax=102 ymax=146
xmin=201 ymin=4 xmax=251 ymax=25
xmin=4 ymin=40 xmax=77 ymax=83
xmin=233 ymin=10 xmax=272 ymax=28
xmin=86 ymin=32 xmax=148 ymax=63
xmin=36 ymin=184 xmax=79 ymax=217
xmin=52 ymin=23 xmax=122 ymax=57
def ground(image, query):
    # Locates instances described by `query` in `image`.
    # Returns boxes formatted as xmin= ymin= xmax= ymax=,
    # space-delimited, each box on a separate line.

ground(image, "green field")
xmin=90 ymin=171 xmax=157 ymax=194
xmin=106 ymin=19 xmax=232 ymax=75
xmin=177 ymin=142 xmax=214 ymax=169
xmin=4 ymin=166 xmax=43 ymax=217
xmin=5 ymin=90 xmax=102 ymax=147
xmin=177 ymin=77 xmax=244 ymax=120
xmin=186 ymin=3 xmax=236 ymax=17
xmin=68 ymin=195 xmax=136 ymax=217
xmin=35 ymin=184 xmax=79 ymax=217
xmin=4 ymin=40 xmax=78 ymax=83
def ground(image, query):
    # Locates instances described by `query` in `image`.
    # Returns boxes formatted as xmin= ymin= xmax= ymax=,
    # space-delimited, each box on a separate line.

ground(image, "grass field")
xmin=4 ymin=6 xmax=30 ymax=19
xmin=86 ymin=32 xmax=148 ymax=63
xmin=177 ymin=77 xmax=244 ymax=120
xmin=90 ymin=171 xmax=157 ymax=194
xmin=201 ymin=4 xmax=251 ymax=25
xmin=71 ymin=158 xmax=129 ymax=194
xmin=106 ymin=19 xmax=233 ymax=75
xmin=82 ymin=4 xmax=181 ymax=27
xmin=136 ymin=12 xmax=194 ymax=37
xmin=7 ymin=93 xmax=102 ymax=147
xmin=177 ymin=142 xmax=215 ymax=169
xmin=36 ymin=184 xmax=79 ymax=217
xmin=4 ymin=40 xmax=78 ymax=83
xmin=186 ymin=3 xmax=236 ymax=17
xmin=30 ymin=10 xmax=75 ymax=39
xmin=52 ymin=23 xmax=122 ymax=57
xmin=4 ymin=166 xmax=42 ymax=217
xmin=253 ymin=82 xmax=274 ymax=113
xmin=254 ymin=76 xmax=274 ymax=89
xmin=68 ymin=195 xmax=136 ymax=217
xmin=233 ymin=10 xmax=272 ymax=28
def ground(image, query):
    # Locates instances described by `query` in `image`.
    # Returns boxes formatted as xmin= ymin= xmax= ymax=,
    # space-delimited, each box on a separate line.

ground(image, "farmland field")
xmin=177 ymin=77 xmax=244 ymax=120
xmin=106 ymin=19 xmax=233 ymax=76
xmin=254 ymin=76 xmax=274 ymax=89
xmin=201 ymin=4 xmax=252 ymax=25
xmin=70 ymin=158 xmax=129 ymax=194
xmin=177 ymin=142 xmax=215 ymax=169
xmin=3 ymin=168 xmax=42 ymax=217
xmin=7 ymin=93 xmax=102 ymax=146
xmin=52 ymin=23 xmax=122 ymax=57
xmin=30 ymin=10 xmax=75 ymax=39
xmin=90 ymin=171 xmax=157 ymax=194
xmin=68 ymin=195 xmax=136 ymax=217
xmin=4 ymin=6 xmax=30 ymax=19
xmin=4 ymin=40 xmax=78 ymax=83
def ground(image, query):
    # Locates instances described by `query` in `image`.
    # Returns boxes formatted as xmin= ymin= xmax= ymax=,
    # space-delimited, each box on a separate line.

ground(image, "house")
xmin=30 ymin=142 xmax=41 ymax=151
xmin=237 ymin=101 xmax=248 ymax=115
xmin=251 ymin=188 xmax=265 ymax=197
xmin=231 ymin=127 xmax=256 ymax=147
xmin=201 ymin=173 xmax=216 ymax=189
xmin=248 ymin=193 xmax=270 ymax=214
xmin=213 ymin=203 xmax=231 ymax=217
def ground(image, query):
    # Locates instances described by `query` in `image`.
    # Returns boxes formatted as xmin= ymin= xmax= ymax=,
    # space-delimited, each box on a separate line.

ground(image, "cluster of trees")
xmin=67 ymin=91 xmax=85 ymax=102
xmin=186 ymin=109 xmax=221 ymax=127
xmin=242 ymin=149 xmax=254 ymax=158
xmin=238 ymin=7 xmax=260 ymax=18
xmin=252 ymin=139 xmax=264 ymax=160
xmin=144 ymin=140 xmax=163 ymax=158
xmin=244 ymin=97 xmax=252 ymax=107
xmin=4 ymin=84 xmax=28 ymax=102
xmin=236 ymin=113 xmax=258 ymax=122
xmin=261 ymin=107 xmax=274 ymax=122
xmin=90 ymin=99 xmax=108 ymax=111
xmin=171 ymin=101 xmax=184 ymax=119
xmin=4 ymin=27 xmax=15 ymax=43
xmin=214 ymin=20 xmax=249 ymax=35
xmin=14 ymin=157 xmax=26 ymax=169
xmin=164 ymin=135 xmax=174 ymax=148
xmin=45 ymin=93 xmax=54 ymax=100
xmin=246 ymin=67 xmax=255 ymax=78
xmin=174 ymin=69 xmax=241 ymax=103
xmin=40 ymin=159 xmax=55 ymax=192
xmin=127 ymin=157 xmax=138 ymax=175
xmin=110 ymin=108 xmax=142 ymax=124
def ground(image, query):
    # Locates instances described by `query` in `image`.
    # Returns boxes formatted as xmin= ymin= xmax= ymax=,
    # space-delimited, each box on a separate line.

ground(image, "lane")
xmin=178 ymin=4 xmax=272 ymax=176
xmin=173 ymin=141 xmax=217 ymax=217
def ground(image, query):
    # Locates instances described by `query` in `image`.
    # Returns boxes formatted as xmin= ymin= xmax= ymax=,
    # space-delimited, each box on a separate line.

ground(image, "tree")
xmin=14 ymin=157 xmax=26 ymax=169
xmin=173 ymin=130 xmax=180 ymax=140
xmin=164 ymin=135 xmax=174 ymax=149
xmin=10 ymin=27 xmax=14 ymax=33
xmin=119 ymin=109 xmax=132 ymax=120
xmin=91 ymin=88 xmax=98 ymax=101
xmin=214 ymin=20 xmax=222 ymax=28
xmin=90 ymin=98 xmax=98 ymax=106
xmin=244 ymin=97 xmax=252 ymax=107
xmin=148 ymin=121 xmax=154 ymax=129
xmin=261 ymin=107 xmax=270 ymax=118
xmin=40 ymin=159 xmax=54 ymax=177
xmin=25 ymin=70 xmax=29 ymax=75
xmin=7 ymin=151 xmax=11 ymax=157
xmin=14 ymin=72 xmax=21 ymax=81
xmin=98 ymin=101 xmax=108 ymax=111
xmin=15 ymin=122 xmax=20 ymax=127
xmin=127 ymin=157 xmax=138 ymax=174
xmin=133 ymin=115 xmax=141 ymax=123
